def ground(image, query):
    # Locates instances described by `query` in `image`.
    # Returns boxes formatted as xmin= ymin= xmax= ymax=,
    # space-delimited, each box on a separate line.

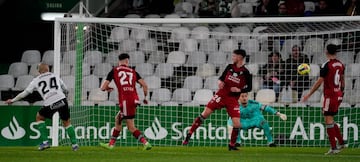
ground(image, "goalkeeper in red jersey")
xmin=227 ymin=92 xmax=287 ymax=147
xmin=182 ymin=49 xmax=252 ymax=151
xmin=99 ymin=53 xmax=152 ymax=150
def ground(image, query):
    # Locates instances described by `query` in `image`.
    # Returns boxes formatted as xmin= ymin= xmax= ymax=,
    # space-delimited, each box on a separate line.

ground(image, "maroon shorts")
xmin=206 ymin=94 xmax=240 ymax=118
xmin=323 ymin=95 xmax=342 ymax=116
xmin=118 ymin=97 xmax=140 ymax=118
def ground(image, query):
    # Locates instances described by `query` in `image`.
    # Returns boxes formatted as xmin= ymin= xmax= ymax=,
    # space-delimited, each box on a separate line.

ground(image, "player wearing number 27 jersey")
xmin=99 ymin=53 xmax=152 ymax=150
xmin=302 ymin=44 xmax=345 ymax=155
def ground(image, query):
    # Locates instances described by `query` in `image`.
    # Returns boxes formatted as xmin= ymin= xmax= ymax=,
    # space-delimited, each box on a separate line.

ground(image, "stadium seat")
xmin=71 ymin=63 xmax=91 ymax=76
xmin=166 ymin=51 xmax=186 ymax=67
xmin=62 ymin=50 xmax=77 ymax=66
xmin=0 ymin=74 xmax=15 ymax=91
xmin=303 ymin=38 xmax=324 ymax=59
xmin=62 ymin=75 xmax=75 ymax=89
xmin=182 ymin=101 xmax=201 ymax=107
xmin=130 ymin=28 xmax=149 ymax=42
xmin=199 ymin=39 xmax=219 ymax=53
xmin=154 ymin=63 xmax=174 ymax=79
xmin=249 ymin=51 xmax=268 ymax=65
xmin=42 ymin=50 xmax=54 ymax=65
xmin=171 ymin=88 xmax=192 ymax=103
xmin=193 ymin=89 xmax=213 ymax=105
xmin=144 ymin=75 xmax=161 ymax=90
xmin=151 ymin=88 xmax=172 ymax=103
xmin=325 ymin=38 xmax=342 ymax=46
xmin=8 ymin=62 xmax=28 ymax=78
xmin=204 ymin=76 xmax=219 ymax=91
xmin=231 ymin=26 xmax=251 ymax=42
xmin=190 ymin=26 xmax=210 ymax=40
xmin=134 ymin=63 xmax=153 ymax=78
xmin=169 ymin=27 xmax=191 ymax=41
xmin=212 ymin=25 xmax=230 ymax=41
xmin=93 ymin=63 xmax=112 ymax=78
xmin=105 ymin=50 xmax=120 ymax=67
xmin=179 ymin=38 xmax=198 ymax=52
xmin=88 ymin=88 xmax=108 ymax=102
xmin=207 ymin=51 xmax=227 ymax=67
xmin=339 ymin=102 xmax=352 ymax=108
xmin=252 ymin=76 xmax=261 ymax=92
xmin=98 ymin=100 xmax=117 ymax=106
xmin=83 ymin=50 xmax=103 ymax=67
xmin=235 ymin=2 xmax=253 ymax=17
xmin=337 ymin=51 xmax=355 ymax=64
xmin=183 ymin=75 xmax=203 ymax=92
xmin=346 ymin=63 xmax=360 ymax=77
xmin=309 ymin=64 xmax=320 ymax=78
xmin=144 ymin=14 xmax=161 ymax=18
xmin=107 ymin=26 xmax=130 ymax=42
xmin=288 ymin=102 xmax=307 ymax=108
xmin=13 ymin=75 xmax=34 ymax=91
xmin=184 ymin=51 xmax=206 ymax=67
xmin=82 ymin=75 xmax=100 ymax=92
xmin=119 ymin=39 xmax=137 ymax=52
xmin=196 ymin=63 xmax=216 ymax=78
xmin=81 ymin=100 xmax=95 ymax=106
xmin=255 ymin=89 xmax=276 ymax=104
xmin=21 ymin=50 xmax=41 ymax=65
xmin=241 ymin=39 xmax=260 ymax=53
xmin=139 ymin=39 xmax=158 ymax=53
xmin=219 ymin=39 xmax=239 ymax=52
xmin=304 ymin=1 xmax=316 ymax=14
xmin=147 ymin=51 xmax=166 ymax=64
xmin=128 ymin=51 xmax=145 ymax=66
xmin=245 ymin=63 xmax=259 ymax=75
xmin=161 ymin=101 xmax=179 ymax=106
xmin=28 ymin=63 xmax=40 ymax=76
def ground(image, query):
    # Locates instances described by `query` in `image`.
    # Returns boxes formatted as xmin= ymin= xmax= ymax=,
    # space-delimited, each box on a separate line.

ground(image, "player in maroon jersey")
xmin=182 ymin=49 xmax=252 ymax=151
xmin=302 ymin=44 xmax=345 ymax=155
xmin=99 ymin=53 xmax=152 ymax=150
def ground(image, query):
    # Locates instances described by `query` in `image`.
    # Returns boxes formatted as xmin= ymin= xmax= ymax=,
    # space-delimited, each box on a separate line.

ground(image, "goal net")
xmin=54 ymin=16 xmax=360 ymax=148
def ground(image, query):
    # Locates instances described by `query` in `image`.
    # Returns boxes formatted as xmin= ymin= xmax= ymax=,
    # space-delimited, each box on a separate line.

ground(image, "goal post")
xmin=53 ymin=16 xmax=360 ymax=148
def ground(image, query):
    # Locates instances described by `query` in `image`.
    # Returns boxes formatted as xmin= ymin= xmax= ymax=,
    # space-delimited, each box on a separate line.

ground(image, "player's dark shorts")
xmin=39 ymin=98 xmax=70 ymax=120
xmin=206 ymin=94 xmax=240 ymax=118
xmin=115 ymin=98 xmax=139 ymax=123
xmin=323 ymin=95 xmax=342 ymax=116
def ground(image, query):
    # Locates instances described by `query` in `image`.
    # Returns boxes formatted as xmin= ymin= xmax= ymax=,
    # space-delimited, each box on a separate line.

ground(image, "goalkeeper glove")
xmin=277 ymin=112 xmax=287 ymax=121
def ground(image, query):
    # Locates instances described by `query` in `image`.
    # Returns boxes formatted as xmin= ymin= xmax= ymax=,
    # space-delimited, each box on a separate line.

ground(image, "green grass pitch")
xmin=0 ymin=146 xmax=359 ymax=162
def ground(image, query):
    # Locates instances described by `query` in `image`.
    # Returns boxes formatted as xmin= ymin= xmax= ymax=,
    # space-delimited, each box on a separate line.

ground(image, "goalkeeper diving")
xmin=227 ymin=92 xmax=287 ymax=147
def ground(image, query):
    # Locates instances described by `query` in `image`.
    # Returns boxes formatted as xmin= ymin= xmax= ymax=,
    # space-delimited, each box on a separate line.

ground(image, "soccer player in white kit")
xmin=5 ymin=63 xmax=78 ymax=151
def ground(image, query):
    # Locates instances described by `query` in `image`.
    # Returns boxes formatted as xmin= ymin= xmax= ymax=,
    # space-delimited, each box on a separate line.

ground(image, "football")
xmin=297 ymin=63 xmax=311 ymax=75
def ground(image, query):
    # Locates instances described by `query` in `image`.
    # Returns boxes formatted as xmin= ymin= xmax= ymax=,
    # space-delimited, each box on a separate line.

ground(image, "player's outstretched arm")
xmin=276 ymin=112 xmax=287 ymax=121
xmin=5 ymin=91 xmax=30 ymax=104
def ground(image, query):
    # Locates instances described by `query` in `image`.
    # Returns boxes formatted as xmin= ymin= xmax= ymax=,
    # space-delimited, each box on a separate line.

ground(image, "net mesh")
xmin=56 ymin=17 xmax=360 ymax=147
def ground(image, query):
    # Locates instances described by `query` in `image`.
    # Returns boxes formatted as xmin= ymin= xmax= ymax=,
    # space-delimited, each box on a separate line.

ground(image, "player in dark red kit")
xmin=99 ymin=53 xmax=152 ymax=150
xmin=302 ymin=44 xmax=345 ymax=155
xmin=182 ymin=49 xmax=252 ymax=151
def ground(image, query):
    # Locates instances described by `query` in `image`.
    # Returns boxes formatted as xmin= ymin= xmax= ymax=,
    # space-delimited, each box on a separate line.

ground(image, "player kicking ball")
xmin=227 ymin=92 xmax=287 ymax=147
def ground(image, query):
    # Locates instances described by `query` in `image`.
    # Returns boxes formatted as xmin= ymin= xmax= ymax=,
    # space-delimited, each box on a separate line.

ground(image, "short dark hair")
xmin=233 ymin=49 xmax=246 ymax=58
xmin=326 ymin=44 xmax=338 ymax=55
xmin=118 ymin=53 xmax=130 ymax=60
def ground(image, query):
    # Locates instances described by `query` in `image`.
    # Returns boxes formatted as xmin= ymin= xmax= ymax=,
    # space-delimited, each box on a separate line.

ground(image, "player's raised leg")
xmin=183 ymin=108 xmax=212 ymax=145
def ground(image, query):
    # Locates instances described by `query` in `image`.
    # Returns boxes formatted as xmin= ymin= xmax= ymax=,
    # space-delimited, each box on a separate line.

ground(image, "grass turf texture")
xmin=0 ymin=146 xmax=359 ymax=162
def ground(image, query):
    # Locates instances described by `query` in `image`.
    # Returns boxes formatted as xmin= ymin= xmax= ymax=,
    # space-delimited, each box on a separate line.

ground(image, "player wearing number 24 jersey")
xmin=302 ymin=44 xmax=345 ymax=155
xmin=5 ymin=63 xmax=78 ymax=151
xmin=99 ymin=53 xmax=152 ymax=150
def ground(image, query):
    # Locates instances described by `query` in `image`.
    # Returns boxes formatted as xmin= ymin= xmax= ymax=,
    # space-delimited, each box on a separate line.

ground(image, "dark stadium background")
xmin=0 ymin=0 xmax=78 ymax=74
